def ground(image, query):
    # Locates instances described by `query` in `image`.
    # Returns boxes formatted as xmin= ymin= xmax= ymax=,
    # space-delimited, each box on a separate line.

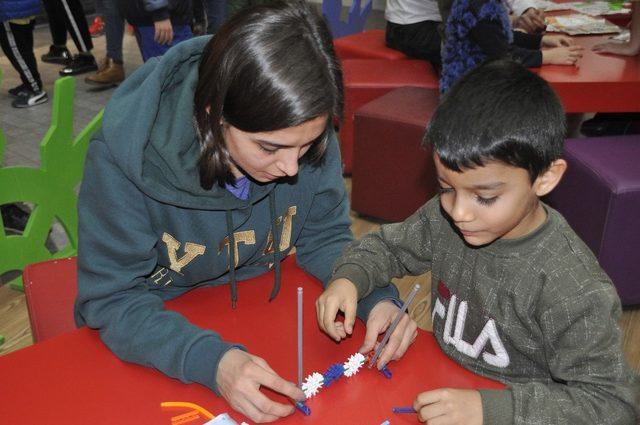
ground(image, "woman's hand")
xmin=361 ymin=300 xmax=418 ymax=369
xmin=414 ymin=388 xmax=483 ymax=425
xmin=316 ymin=278 xmax=359 ymax=341
xmin=542 ymin=34 xmax=573 ymax=47
xmin=216 ymin=349 xmax=304 ymax=423
xmin=542 ymin=45 xmax=584 ymax=65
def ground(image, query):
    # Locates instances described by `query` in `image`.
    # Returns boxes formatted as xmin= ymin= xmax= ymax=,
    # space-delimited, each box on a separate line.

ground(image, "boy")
xmin=317 ymin=59 xmax=639 ymax=424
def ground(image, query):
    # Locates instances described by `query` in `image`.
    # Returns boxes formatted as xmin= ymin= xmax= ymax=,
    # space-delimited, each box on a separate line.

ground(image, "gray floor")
xmin=0 ymin=23 xmax=144 ymax=168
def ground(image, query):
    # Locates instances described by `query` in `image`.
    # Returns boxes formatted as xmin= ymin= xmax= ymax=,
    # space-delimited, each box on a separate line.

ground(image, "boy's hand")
xmin=216 ymin=349 xmax=305 ymax=423
xmin=154 ymin=19 xmax=174 ymax=45
xmin=414 ymin=388 xmax=483 ymax=425
xmin=542 ymin=34 xmax=574 ymax=48
xmin=316 ymin=278 xmax=358 ymax=341
xmin=514 ymin=8 xmax=546 ymax=33
xmin=542 ymin=45 xmax=584 ymax=65
xmin=361 ymin=301 xmax=418 ymax=369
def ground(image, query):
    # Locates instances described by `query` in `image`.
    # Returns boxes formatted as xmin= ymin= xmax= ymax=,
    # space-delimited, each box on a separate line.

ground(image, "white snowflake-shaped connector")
xmin=342 ymin=352 xmax=366 ymax=377
xmin=301 ymin=372 xmax=324 ymax=398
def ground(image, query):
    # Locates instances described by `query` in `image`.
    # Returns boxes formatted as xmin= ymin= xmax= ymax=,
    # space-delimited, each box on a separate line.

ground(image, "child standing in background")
xmin=117 ymin=0 xmax=193 ymax=62
xmin=440 ymin=0 xmax=582 ymax=92
xmin=317 ymin=60 xmax=639 ymax=424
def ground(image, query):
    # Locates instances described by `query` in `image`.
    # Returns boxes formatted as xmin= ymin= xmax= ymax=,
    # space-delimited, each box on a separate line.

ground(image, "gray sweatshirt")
xmin=333 ymin=196 xmax=639 ymax=424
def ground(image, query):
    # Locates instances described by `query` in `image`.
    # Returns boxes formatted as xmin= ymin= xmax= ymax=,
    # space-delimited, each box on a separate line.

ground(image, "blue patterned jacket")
xmin=440 ymin=0 xmax=513 ymax=93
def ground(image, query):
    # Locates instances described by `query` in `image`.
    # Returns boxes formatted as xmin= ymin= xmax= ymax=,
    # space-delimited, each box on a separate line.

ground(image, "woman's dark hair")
xmin=424 ymin=59 xmax=566 ymax=183
xmin=194 ymin=0 xmax=343 ymax=189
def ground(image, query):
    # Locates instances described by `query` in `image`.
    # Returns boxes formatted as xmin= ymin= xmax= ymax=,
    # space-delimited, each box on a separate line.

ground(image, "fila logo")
xmin=432 ymin=281 xmax=510 ymax=368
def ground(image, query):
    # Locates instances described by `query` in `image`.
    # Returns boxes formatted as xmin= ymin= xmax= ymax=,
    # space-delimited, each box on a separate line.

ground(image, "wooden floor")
xmin=1 ymin=179 xmax=639 ymax=375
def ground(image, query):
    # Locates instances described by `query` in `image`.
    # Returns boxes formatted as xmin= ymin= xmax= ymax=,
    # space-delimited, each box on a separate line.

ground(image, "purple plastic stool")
xmin=545 ymin=135 xmax=640 ymax=306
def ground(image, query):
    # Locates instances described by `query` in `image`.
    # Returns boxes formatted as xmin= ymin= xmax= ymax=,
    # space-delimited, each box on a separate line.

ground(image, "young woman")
xmin=75 ymin=1 xmax=417 ymax=422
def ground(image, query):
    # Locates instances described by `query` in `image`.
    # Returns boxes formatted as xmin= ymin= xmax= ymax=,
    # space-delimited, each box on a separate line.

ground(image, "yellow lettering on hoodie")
xmin=263 ymin=206 xmax=297 ymax=255
xmin=151 ymin=267 xmax=173 ymax=286
xmin=218 ymin=230 xmax=256 ymax=268
xmin=162 ymin=232 xmax=206 ymax=273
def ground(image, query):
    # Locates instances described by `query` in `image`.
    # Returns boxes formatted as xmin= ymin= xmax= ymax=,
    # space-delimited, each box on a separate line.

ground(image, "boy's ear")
xmin=533 ymin=159 xmax=567 ymax=197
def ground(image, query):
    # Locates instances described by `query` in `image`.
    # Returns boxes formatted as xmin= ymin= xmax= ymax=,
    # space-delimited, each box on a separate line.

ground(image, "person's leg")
xmin=205 ymin=0 xmax=226 ymax=34
xmin=58 ymin=0 xmax=94 ymax=53
xmin=385 ymin=20 xmax=442 ymax=65
xmin=192 ymin=0 xmax=207 ymax=35
xmin=133 ymin=27 xmax=150 ymax=62
xmin=89 ymin=0 xmax=105 ymax=37
xmin=103 ymin=0 xmax=124 ymax=63
xmin=41 ymin=0 xmax=73 ymax=64
xmin=171 ymin=25 xmax=193 ymax=47
xmin=58 ymin=0 xmax=98 ymax=75
xmin=41 ymin=0 xmax=69 ymax=47
xmin=0 ymin=21 xmax=48 ymax=107
xmin=85 ymin=0 xmax=125 ymax=86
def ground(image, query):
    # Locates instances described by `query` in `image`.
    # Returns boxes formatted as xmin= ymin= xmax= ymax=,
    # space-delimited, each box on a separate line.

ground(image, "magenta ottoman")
xmin=352 ymin=87 xmax=440 ymax=222
xmin=545 ymin=135 xmax=640 ymax=305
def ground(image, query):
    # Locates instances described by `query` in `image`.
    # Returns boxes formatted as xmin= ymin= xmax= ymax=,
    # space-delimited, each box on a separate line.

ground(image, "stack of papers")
xmin=546 ymin=14 xmax=623 ymax=35
xmin=532 ymin=0 xmax=631 ymax=16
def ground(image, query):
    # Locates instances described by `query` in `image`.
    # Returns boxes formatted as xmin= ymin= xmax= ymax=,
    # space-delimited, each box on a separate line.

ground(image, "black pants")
xmin=386 ymin=20 xmax=442 ymax=65
xmin=42 ymin=0 xmax=93 ymax=53
xmin=0 ymin=20 xmax=42 ymax=92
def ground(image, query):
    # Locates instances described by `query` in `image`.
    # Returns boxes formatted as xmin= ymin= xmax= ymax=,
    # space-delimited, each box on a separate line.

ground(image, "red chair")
xmin=352 ymin=87 xmax=440 ymax=221
xmin=22 ymin=257 xmax=78 ymax=343
xmin=340 ymin=59 xmax=439 ymax=174
xmin=333 ymin=29 xmax=408 ymax=61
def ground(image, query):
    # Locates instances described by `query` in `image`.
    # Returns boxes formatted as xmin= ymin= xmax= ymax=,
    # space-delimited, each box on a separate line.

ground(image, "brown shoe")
xmin=85 ymin=57 xmax=125 ymax=87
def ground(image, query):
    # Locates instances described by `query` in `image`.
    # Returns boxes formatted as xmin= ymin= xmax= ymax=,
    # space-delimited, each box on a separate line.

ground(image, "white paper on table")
xmin=532 ymin=0 xmax=572 ymax=11
xmin=203 ymin=413 xmax=240 ymax=425
xmin=546 ymin=13 xmax=622 ymax=35
xmin=568 ymin=1 xmax=630 ymax=16
xmin=533 ymin=0 xmax=631 ymax=15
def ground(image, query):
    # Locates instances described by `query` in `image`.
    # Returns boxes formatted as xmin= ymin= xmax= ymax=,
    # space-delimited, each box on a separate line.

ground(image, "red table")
xmin=537 ymin=2 xmax=640 ymax=112
xmin=536 ymin=35 xmax=640 ymax=112
xmin=0 ymin=256 xmax=503 ymax=424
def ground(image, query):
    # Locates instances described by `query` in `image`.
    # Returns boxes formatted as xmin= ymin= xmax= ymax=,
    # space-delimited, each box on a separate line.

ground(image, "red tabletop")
xmin=537 ymin=3 xmax=640 ymax=113
xmin=536 ymin=35 xmax=640 ymax=112
xmin=0 ymin=256 xmax=503 ymax=424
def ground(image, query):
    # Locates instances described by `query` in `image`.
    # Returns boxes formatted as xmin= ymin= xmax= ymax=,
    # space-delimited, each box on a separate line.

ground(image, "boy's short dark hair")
xmin=424 ymin=59 xmax=565 ymax=182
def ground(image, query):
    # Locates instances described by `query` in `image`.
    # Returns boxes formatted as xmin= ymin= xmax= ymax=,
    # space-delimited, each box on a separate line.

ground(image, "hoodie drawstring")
xmin=268 ymin=191 xmax=282 ymax=302
xmin=225 ymin=190 xmax=282 ymax=308
xmin=225 ymin=210 xmax=238 ymax=309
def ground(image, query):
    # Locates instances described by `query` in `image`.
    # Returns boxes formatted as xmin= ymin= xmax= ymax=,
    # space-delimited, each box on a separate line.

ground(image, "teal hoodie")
xmin=74 ymin=36 xmax=398 ymax=393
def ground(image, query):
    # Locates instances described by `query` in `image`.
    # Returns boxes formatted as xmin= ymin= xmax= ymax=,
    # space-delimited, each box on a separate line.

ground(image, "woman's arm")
xmin=75 ymin=139 xmax=244 ymax=394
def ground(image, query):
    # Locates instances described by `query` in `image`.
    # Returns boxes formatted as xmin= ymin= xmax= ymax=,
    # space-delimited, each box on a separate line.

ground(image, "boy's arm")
xmin=331 ymin=200 xmax=436 ymax=300
xmin=294 ymin=134 xmax=401 ymax=319
xmin=468 ymin=20 xmax=543 ymax=66
xmin=479 ymin=282 xmax=638 ymax=425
